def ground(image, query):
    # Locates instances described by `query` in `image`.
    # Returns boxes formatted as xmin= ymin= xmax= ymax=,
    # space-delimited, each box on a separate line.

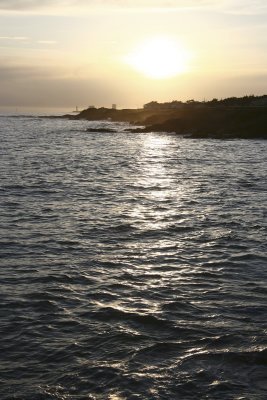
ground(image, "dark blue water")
xmin=0 ymin=116 xmax=267 ymax=399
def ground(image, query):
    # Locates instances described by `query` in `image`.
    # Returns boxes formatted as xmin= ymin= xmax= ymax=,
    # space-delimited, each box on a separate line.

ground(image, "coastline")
xmin=62 ymin=106 xmax=267 ymax=139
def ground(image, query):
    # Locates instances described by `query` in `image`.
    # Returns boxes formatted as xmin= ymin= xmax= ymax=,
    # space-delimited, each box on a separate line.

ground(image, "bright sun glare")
xmin=125 ymin=36 xmax=190 ymax=79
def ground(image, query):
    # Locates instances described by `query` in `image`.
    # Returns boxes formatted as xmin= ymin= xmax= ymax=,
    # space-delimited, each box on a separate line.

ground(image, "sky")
xmin=1 ymin=0 xmax=267 ymax=110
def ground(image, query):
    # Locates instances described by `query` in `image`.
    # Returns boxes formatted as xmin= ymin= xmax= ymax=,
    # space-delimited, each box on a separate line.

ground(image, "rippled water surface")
xmin=0 ymin=116 xmax=267 ymax=399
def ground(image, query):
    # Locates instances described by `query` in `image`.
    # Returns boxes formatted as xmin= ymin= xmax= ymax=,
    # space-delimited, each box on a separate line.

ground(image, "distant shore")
xmin=64 ymin=105 xmax=267 ymax=139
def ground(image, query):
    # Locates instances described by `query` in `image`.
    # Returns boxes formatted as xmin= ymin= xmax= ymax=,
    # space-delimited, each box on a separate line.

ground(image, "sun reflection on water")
xmin=130 ymin=133 xmax=185 ymax=229
xmin=108 ymin=394 xmax=126 ymax=400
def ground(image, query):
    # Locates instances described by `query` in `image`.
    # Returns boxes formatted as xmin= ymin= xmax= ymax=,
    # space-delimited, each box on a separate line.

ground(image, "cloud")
xmin=0 ymin=62 xmax=121 ymax=107
xmin=0 ymin=64 xmax=58 ymax=80
xmin=0 ymin=0 xmax=53 ymax=10
xmin=0 ymin=36 xmax=28 ymax=40
xmin=0 ymin=0 xmax=267 ymax=16
xmin=0 ymin=0 xmax=223 ymax=12
xmin=37 ymin=40 xmax=57 ymax=45
xmin=0 ymin=36 xmax=58 ymax=47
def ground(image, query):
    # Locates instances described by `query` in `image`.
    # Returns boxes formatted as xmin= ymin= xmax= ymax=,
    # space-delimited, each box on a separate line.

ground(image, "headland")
xmin=65 ymin=96 xmax=267 ymax=139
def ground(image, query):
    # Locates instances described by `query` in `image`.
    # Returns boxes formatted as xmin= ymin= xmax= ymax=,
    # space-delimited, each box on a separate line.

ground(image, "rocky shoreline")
xmin=65 ymin=106 xmax=267 ymax=139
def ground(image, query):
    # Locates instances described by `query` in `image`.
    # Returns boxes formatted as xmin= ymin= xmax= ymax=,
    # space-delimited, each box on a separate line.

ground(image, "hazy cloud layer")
xmin=0 ymin=62 xmax=121 ymax=107
xmin=1 ymin=61 xmax=267 ymax=108
xmin=0 ymin=0 xmax=266 ymax=15
xmin=0 ymin=1 xmax=214 ymax=10
xmin=0 ymin=36 xmax=28 ymax=40
xmin=0 ymin=64 xmax=60 ymax=80
xmin=0 ymin=0 xmax=53 ymax=10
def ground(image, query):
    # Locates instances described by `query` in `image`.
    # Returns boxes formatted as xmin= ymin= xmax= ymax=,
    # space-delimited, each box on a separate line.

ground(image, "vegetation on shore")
xmin=65 ymin=95 xmax=267 ymax=139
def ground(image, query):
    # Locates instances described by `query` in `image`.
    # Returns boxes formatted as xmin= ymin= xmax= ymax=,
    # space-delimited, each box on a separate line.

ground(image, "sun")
xmin=125 ymin=36 xmax=190 ymax=79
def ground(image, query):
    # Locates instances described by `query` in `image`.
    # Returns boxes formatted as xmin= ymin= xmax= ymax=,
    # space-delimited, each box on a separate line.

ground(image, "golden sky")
xmin=1 ymin=0 xmax=267 ymax=109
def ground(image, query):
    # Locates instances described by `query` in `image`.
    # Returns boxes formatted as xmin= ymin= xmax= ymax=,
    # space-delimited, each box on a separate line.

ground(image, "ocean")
xmin=0 ymin=115 xmax=266 ymax=399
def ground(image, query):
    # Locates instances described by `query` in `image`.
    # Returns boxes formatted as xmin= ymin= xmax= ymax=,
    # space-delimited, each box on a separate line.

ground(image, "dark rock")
xmin=61 ymin=105 xmax=267 ymax=139
xmin=86 ymin=128 xmax=115 ymax=133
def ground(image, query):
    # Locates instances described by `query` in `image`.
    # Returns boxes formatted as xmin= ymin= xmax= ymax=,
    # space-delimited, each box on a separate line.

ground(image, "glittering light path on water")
xmin=0 ymin=116 xmax=266 ymax=399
